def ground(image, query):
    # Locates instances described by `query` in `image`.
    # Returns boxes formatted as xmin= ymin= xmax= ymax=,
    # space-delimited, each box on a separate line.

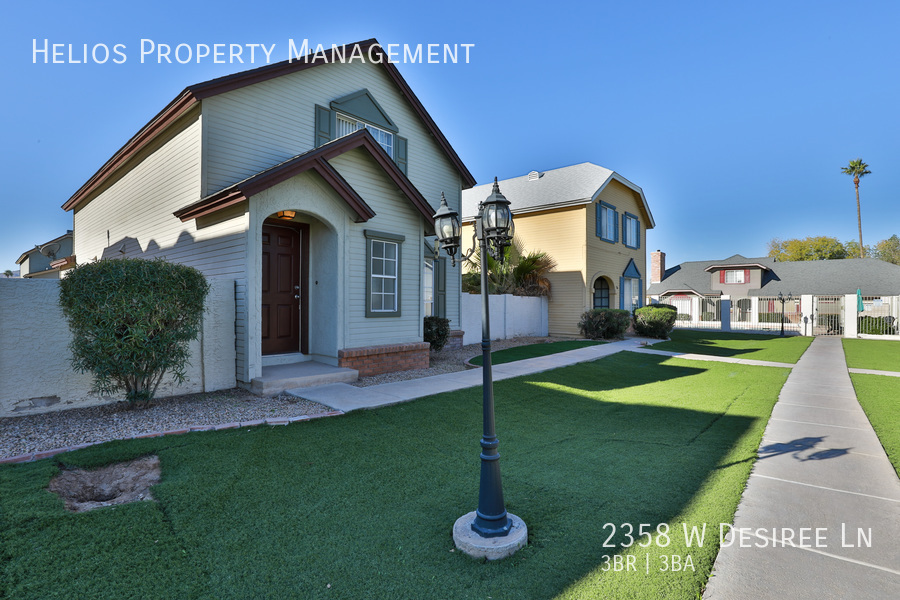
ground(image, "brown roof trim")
xmin=64 ymin=38 xmax=474 ymax=212
xmin=703 ymin=263 xmax=770 ymax=272
xmin=175 ymin=130 xmax=435 ymax=233
xmin=49 ymin=255 xmax=76 ymax=270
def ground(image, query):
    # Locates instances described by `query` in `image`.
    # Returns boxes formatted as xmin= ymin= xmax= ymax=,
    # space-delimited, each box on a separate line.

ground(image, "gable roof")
xmin=173 ymin=129 xmax=436 ymax=234
xmin=15 ymin=231 xmax=73 ymax=265
xmin=648 ymin=254 xmax=900 ymax=296
xmin=460 ymin=162 xmax=654 ymax=227
xmin=63 ymin=38 xmax=475 ymax=213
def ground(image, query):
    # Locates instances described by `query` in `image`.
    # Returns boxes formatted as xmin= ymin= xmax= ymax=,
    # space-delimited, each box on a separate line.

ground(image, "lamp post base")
xmin=452 ymin=511 xmax=527 ymax=560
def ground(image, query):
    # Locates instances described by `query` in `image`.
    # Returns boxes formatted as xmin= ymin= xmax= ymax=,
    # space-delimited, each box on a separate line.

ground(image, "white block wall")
xmin=0 ymin=278 xmax=236 ymax=417
xmin=461 ymin=293 xmax=549 ymax=346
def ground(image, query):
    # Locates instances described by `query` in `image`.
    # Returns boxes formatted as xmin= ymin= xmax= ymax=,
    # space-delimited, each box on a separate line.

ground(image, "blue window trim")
xmin=596 ymin=201 xmax=618 ymax=244
xmin=623 ymin=212 xmax=641 ymax=249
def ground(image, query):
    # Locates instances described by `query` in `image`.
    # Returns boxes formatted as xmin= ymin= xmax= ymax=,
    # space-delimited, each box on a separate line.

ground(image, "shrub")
xmin=59 ymin=258 xmax=210 ymax=406
xmin=701 ymin=311 xmax=717 ymax=321
xmin=633 ymin=306 xmax=677 ymax=338
xmin=424 ymin=316 xmax=451 ymax=351
xmin=858 ymin=316 xmax=896 ymax=335
xmin=578 ymin=308 xmax=632 ymax=340
xmin=676 ymin=313 xmax=692 ymax=322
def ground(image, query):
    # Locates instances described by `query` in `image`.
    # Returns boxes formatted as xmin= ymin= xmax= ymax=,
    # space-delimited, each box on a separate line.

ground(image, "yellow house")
xmin=461 ymin=163 xmax=654 ymax=337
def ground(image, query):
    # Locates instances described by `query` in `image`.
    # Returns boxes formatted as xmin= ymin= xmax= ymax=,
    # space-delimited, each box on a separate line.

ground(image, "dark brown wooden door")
xmin=262 ymin=224 xmax=301 ymax=355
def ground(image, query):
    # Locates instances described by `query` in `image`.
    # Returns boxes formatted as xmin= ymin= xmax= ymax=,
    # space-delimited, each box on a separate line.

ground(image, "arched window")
xmin=593 ymin=278 xmax=610 ymax=309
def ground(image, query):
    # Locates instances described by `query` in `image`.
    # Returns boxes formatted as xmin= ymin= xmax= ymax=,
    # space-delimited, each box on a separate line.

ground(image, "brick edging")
xmin=0 ymin=410 xmax=345 ymax=465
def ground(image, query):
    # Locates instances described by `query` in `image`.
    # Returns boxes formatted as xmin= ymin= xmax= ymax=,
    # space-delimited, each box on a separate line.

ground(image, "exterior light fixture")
xmin=777 ymin=291 xmax=794 ymax=337
xmin=432 ymin=178 xmax=527 ymax=559
xmin=276 ymin=210 xmax=296 ymax=220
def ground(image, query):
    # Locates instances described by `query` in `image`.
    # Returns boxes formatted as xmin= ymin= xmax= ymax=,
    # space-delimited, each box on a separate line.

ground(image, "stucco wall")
xmin=0 ymin=278 xmax=236 ymax=417
xmin=461 ymin=293 xmax=549 ymax=346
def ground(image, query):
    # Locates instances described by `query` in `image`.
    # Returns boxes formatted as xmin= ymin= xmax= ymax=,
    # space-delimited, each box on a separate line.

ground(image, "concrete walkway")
xmin=287 ymin=337 xmax=652 ymax=411
xmin=704 ymin=337 xmax=900 ymax=599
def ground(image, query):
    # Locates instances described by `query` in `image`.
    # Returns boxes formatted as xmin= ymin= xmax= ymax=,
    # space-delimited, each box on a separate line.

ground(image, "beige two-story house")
xmin=461 ymin=163 xmax=655 ymax=336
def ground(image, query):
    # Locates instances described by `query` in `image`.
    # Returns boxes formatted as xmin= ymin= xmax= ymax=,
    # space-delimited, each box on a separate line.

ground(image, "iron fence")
xmin=858 ymin=296 xmax=900 ymax=336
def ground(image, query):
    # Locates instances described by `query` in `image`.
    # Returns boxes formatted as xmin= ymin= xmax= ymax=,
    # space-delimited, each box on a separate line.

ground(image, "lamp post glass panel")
xmin=433 ymin=179 xmax=518 ymax=539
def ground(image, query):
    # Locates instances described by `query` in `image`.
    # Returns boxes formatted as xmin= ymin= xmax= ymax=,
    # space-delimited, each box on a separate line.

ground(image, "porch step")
xmin=250 ymin=361 xmax=358 ymax=396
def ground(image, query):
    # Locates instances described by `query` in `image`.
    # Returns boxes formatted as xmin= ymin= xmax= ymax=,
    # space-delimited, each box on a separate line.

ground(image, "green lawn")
xmin=842 ymin=338 xmax=900 ymax=372
xmin=469 ymin=340 xmax=604 ymax=366
xmin=850 ymin=373 xmax=900 ymax=477
xmin=0 ymin=353 xmax=790 ymax=600
xmin=650 ymin=329 xmax=813 ymax=363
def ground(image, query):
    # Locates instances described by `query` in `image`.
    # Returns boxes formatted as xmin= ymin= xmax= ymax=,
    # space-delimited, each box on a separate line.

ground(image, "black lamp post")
xmin=433 ymin=179 xmax=520 ymax=541
xmin=778 ymin=292 xmax=793 ymax=337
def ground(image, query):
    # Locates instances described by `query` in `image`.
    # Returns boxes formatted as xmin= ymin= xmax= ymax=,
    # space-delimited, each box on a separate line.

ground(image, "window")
xmin=424 ymin=258 xmax=434 ymax=317
xmin=337 ymin=114 xmax=394 ymax=157
xmin=724 ymin=269 xmax=745 ymax=284
xmin=623 ymin=213 xmax=640 ymax=249
xmin=593 ymin=278 xmax=610 ymax=309
xmin=596 ymin=202 xmax=618 ymax=243
xmin=365 ymin=230 xmax=405 ymax=317
xmin=622 ymin=277 xmax=640 ymax=312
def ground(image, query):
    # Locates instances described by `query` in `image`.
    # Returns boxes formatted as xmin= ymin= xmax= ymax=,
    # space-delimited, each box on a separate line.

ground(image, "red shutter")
xmin=720 ymin=270 xmax=726 ymax=283
xmin=744 ymin=269 xmax=750 ymax=283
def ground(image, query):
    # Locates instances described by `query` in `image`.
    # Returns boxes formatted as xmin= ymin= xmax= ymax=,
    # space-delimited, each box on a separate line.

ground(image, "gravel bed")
xmin=350 ymin=336 xmax=556 ymax=386
xmin=0 ymin=336 xmax=556 ymax=460
xmin=0 ymin=388 xmax=332 ymax=460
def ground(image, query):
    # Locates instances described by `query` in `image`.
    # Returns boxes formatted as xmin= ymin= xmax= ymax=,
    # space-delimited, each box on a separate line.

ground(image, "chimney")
xmin=651 ymin=250 xmax=666 ymax=283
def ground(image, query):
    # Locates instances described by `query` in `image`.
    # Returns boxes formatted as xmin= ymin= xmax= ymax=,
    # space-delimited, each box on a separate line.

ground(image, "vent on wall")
xmin=527 ymin=170 xmax=541 ymax=181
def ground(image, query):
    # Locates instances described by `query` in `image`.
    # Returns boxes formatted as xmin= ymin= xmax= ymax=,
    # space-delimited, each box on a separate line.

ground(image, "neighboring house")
xmin=461 ymin=163 xmax=655 ymax=337
xmin=15 ymin=231 xmax=75 ymax=279
xmin=647 ymin=251 xmax=900 ymax=330
xmin=61 ymin=39 xmax=474 ymax=387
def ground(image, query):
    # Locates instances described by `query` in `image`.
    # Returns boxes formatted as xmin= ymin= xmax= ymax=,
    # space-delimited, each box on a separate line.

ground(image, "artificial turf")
xmin=842 ymin=338 xmax=900 ymax=372
xmin=468 ymin=340 xmax=604 ymax=366
xmin=650 ymin=329 xmax=813 ymax=363
xmin=0 ymin=352 xmax=789 ymax=599
xmin=850 ymin=373 xmax=900 ymax=477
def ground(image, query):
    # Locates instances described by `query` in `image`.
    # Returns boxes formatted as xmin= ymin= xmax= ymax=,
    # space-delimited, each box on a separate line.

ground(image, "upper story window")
xmin=596 ymin=201 xmax=618 ymax=243
xmin=724 ymin=269 xmax=745 ymax=284
xmin=623 ymin=213 xmax=640 ymax=249
xmin=336 ymin=114 xmax=394 ymax=158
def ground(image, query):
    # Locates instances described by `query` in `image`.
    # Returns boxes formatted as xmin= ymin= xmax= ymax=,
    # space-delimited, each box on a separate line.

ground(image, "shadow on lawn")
xmin=1 ymin=353 xmax=777 ymax=600
xmin=653 ymin=330 xmax=794 ymax=358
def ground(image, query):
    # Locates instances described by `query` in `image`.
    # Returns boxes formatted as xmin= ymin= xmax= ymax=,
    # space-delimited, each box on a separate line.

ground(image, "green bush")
xmin=676 ymin=313 xmax=692 ymax=322
xmin=59 ymin=258 xmax=210 ymax=406
xmin=633 ymin=306 xmax=677 ymax=338
xmin=758 ymin=312 xmax=789 ymax=323
xmin=578 ymin=308 xmax=632 ymax=340
xmin=423 ymin=316 xmax=451 ymax=351
xmin=701 ymin=311 xmax=717 ymax=321
xmin=859 ymin=316 xmax=896 ymax=335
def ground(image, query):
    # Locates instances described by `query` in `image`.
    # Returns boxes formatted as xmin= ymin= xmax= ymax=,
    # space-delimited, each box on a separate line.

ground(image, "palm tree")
xmin=461 ymin=236 xmax=557 ymax=297
xmin=3 ymin=270 xmax=13 ymax=278
xmin=841 ymin=158 xmax=871 ymax=258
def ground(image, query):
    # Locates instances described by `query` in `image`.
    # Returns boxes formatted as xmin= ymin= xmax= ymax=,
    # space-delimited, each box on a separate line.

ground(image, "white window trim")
xmin=336 ymin=113 xmax=394 ymax=158
xmin=724 ymin=269 xmax=745 ymax=284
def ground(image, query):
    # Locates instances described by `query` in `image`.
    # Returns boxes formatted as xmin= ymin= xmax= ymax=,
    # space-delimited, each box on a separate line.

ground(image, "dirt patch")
xmin=48 ymin=455 xmax=161 ymax=512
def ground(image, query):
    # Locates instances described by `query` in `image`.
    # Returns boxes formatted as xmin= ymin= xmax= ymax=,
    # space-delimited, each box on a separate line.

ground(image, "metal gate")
xmin=813 ymin=296 xmax=844 ymax=336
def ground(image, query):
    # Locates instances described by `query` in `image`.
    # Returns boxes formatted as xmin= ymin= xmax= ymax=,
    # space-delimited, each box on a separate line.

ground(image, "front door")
xmin=262 ymin=224 xmax=301 ymax=355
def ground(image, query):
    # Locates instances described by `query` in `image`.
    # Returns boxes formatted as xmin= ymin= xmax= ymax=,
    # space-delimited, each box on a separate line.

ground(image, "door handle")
xmin=294 ymin=295 xmax=300 ymax=299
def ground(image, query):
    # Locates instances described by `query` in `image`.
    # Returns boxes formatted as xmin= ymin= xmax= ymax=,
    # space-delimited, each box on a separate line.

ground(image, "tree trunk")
xmin=855 ymin=176 xmax=864 ymax=258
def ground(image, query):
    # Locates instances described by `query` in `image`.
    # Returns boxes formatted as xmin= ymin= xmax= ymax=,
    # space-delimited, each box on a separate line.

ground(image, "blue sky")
xmin=3 ymin=1 xmax=898 ymax=272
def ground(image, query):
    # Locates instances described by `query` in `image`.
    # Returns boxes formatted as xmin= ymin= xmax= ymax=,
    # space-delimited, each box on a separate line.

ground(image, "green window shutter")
xmin=619 ymin=277 xmax=626 ymax=309
xmin=636 ymin=220 xmax=641 ymax=249
xmin=638 ymin=278 xmax=644 ymax=307
xmin=614 ymin=212 xmax=620 ymax=244
xmin=435 ymin=257 xmax=447 ymax=317
xmin=595 ymin=203 xmax=602 ymax=237
xmin=315 ymin=105 xmax=335 ymax=147
xmin=394 ymin=136 xmax=408 ymax=175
